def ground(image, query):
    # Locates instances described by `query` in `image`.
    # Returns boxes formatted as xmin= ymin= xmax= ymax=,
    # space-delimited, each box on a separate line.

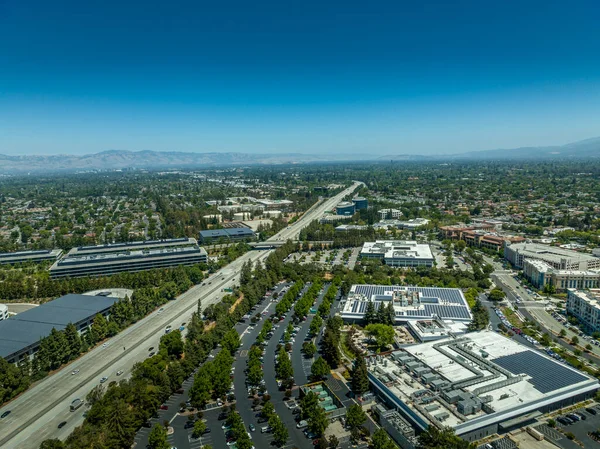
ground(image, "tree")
xmin=160 ymin=330 xmax=184 ymax=359
xmin=310 ymin=357 xmax=330 ymax=380
xmin=488 ymin=288 xmax=506 ymax=302
xmin=417 ymin=426 xmax=475 ymax=449
xmin=308 ymin=404 xmax=329 ymax=436
xmin=321 ymin=328 xmax=341 ymax=368
xmin=302 ymin=341 xmax=317 ymax=357
xmin=86 ymin=385 xmax=105 ymax=406
xmin=455 ymin=240 xmax=467 ymax=253
xmin=276 ymin=346 xmax=294 ymax=380
xmin=262 ymin=400 xmax=275 ymax=419
xmin=372 ymin=428 xmax=398 ymax=449
xmin=345 ymin=404 xmax=366 ymax=430
xmin=64 ymin=323 xmax=82 ymax=360
xmin=300 ymin=391 xmax=319 ymax=420
xmin=221 ymin=329 xmax=241 ymax=354
xmin=270 ymin=415 xmax=289 ymax=446
xmin=572 ymin=336 xmax=580 ymax=345
xmin=560 ymin=329 xmax=567 ymax=337
xmin=328 ymin=435 xmax=339 ymax=448
xmin=364 ymin=300 xmax=376 ymax=324
xmin=148 ymin=423 xmax=169 ymax=449
xmin=39 ymin=440 xmax=65 ymax=449
xmin=192 ymin=419 xmax=207 ymax=438
xmin=350 ymin=354 xmax=370 ymax=396
xmin=365 ymin=323 xmax=395 ymax=351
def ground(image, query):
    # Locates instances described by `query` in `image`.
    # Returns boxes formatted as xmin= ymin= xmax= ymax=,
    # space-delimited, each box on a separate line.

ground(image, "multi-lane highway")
xmin=0 ymin=181 xmax=361 ymax=449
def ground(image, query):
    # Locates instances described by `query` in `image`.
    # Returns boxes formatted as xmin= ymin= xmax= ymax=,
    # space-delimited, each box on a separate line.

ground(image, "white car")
xmin=116 ymin=370 xmax=123 ymax=376
xmin=102 ymin=343 xmax=109 ymax=348
xmin=71 ymin=369 xmax=80 ymax=375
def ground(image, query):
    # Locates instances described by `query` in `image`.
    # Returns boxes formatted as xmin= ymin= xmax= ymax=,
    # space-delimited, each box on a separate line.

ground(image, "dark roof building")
xmin=0 ymin=249 xmax=63 ymax=265
xmin=0 ymin=294 xmax=120 ymax=363
xmin=199 ymin=227 xmax=256 ymax=243
xmin=49 ymin=238 xmax=207 ymax=279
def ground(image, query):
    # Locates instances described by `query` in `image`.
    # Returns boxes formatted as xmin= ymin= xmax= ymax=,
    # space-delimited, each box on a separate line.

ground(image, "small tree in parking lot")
xmin=192 ymin=419 xmax=207 ymax=438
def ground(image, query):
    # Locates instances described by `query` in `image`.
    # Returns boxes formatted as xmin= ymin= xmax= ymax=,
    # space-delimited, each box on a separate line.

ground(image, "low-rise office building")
xmin=361 ymin=240 xmax=434 ymax=268
xmin=379 ymin=208 xmax=403 ymax=219
xmin=340 ymin=284 xmax=472 ymax=324
xmin=504 ymin=242 xmax=600 ymax=270
xmin=0 ymin=293 xmax=121 ymax=363
xmin=523 ymin=259 xmax=600 ymax=291
xmin=352 ymin=197 xmax=369 ymax=210
xmin=255 ymin=199 xmax=293 ymax=209
xmin=440 ymin=226 xmax=525 ymax=252
xmin=567 ymin=289 xmax=600 ymax=333
xmin=198 ymin=227 xmax=256 ymax=243
xmin=336 ymin=201 xmax=356 ymax=216
xmin=368 ymin=331 xmax=599 ymax=443
xmin=0 ymin=249 xmax=63 ymax=266
xmin=50 ymin=238 xmax=207 ymax=279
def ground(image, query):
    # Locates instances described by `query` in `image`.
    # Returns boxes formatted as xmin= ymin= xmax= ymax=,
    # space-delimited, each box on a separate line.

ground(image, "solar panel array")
xmin=352 ymin=285 xmax=465 ymax=305
xmin=492 ymin=351 xmax=588 ymax=394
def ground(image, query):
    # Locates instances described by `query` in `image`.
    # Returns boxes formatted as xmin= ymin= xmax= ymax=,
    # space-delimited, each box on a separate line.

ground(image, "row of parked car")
xmin=557 ymin=407 xmax=597 ymax=426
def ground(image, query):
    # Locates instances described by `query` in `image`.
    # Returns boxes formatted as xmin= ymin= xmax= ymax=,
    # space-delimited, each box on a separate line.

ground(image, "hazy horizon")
xmin=1 ymin=0 xmax=599 ymax=156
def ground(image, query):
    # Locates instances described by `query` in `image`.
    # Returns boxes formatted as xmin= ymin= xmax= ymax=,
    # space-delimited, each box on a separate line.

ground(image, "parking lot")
xmin=288 ymin=247 xmax=362 ymax=269
xmin=553 ymin=404 xmax=600 ymax=448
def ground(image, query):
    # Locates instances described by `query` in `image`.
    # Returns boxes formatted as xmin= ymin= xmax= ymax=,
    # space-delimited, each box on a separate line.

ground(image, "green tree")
xmin=159 ymin=330 xmax=184 ymax=359
xmin=417 ymin=426 xmax=475 ymax=449
xmin=221 ymin=329 xmax=241 ymax=354
xmin=308 ymin=404 xmax=329 ymax=436
xmin=572 ymin=336 xmax=580 ymax=345
xmin=365 ymin=323 xmax=395 ymax=351
xmin=328 ymin=435 xmax=339 ymax=448
xmin=488 ymin=288 xmax=506 ymax=302
xmin=148 ymin=423 xmax=170 ymax=449
xmin=345 ymin=404 xmax=366 ymax=430
xmin=372 ymin=428 xmax=398 ymax=449
xmin=91 ymin=313 xmax=109 ymax=341
xmin=350 ymin=354 xmax=370 ymax=396
xmin=303 ymin=341 xmax=317 ymax=357
xmin=64 ymin=323 xmax=81 ymax=360
xmin=39 ymin=439 xmax=65 ymax=449
xmin=192 ymin=419 xmax=207 ymax=438
xmin=300 ymin=391 xmax=319 ymax=420
xmin=310 ymin=357 xmax=330 ymax=380
xmin=321 ymin=328 xmax=341 ymax=368
xmin=275 ymin=346 xmax=294 ymax=380
xmin=269 ymin=415 xmax=289 ymax=446
xmin=364 ymin=300 xmax=376 ymax=324
xmin=560 ymin=329 xmax=567 ymax=337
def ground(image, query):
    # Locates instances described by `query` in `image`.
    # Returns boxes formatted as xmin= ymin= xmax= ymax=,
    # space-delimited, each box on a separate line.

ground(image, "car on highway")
xmin=102 ymin=342 xmax=109 ymax=348
xmin=58 ymin=421 xmax=67 ymax=429
xmin=148 ymin=346 xmax=154 ymax=351
xmin=71 ymin=369 xmax=80 ymax=375
xmin=158 ymin=307 xmax=164 ymax=313
xmin=148 ymin=352 xmax=156 ymax=357
xmin=1 ymin=410 xmax=11 ymax=419
xmin=116 ymin=370 xmax=123 ymax=376
xmin=100 ymin=377 xmax=108 ymax=383
xmin=165 ymin=325 xmax=172 ymax=333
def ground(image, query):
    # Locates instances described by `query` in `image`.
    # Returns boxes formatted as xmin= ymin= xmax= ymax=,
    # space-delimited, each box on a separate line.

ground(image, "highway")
xmin=0 ymin=181 xmax=361 ymax=449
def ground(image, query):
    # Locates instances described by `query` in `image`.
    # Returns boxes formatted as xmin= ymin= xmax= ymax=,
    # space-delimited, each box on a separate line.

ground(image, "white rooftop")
xmin=361 ymin=240 xmax=433 ymax=260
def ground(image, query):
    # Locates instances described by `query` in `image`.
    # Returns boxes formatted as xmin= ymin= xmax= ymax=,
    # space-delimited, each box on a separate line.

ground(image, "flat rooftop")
xmin=0 ymin=294 xmax=120 ymax=359
xmin=508 ymin=242 xmax=597 ymax=263
xmin=361 ymin=240 xmax=434 ymax=260
xmin=341 ymin=284 xmax=471 ymax=322
xmin=368 ymin=331 xmax=599 ymax=436
xmin=0 ymin=248 xmax=62 ymax=263
xmin=68 ymin=238 xmax=198 ymax=256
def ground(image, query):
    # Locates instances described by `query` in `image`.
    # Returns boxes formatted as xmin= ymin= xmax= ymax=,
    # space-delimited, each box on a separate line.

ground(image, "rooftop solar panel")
xmin=492 ymin=351 xmax=588 ymax=394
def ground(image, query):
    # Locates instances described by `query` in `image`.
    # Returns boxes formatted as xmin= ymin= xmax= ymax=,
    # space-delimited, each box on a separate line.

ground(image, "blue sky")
xmin=1 ymin=0 xmax=599 ymax=156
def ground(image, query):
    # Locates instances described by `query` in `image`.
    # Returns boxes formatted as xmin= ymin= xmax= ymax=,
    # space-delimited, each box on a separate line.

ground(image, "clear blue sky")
xmin=1 ymin=0 xmax=599 ymax=156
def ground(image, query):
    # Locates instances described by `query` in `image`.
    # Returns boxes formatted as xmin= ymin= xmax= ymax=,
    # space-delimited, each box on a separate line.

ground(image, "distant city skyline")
xmin=1 ymin=0 xmax=599 ymax=156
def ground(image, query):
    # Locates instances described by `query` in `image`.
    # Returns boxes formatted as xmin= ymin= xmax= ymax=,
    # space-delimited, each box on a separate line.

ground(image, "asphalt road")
xmin=1 ymin=182 xmax=361 ymax=449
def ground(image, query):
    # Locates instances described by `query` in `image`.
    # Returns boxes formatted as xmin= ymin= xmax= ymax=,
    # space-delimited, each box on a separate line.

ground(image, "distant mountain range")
xmin=381 ymin=136 xmax=600 ymax=161
xmin=1 ymin=137 xmax=598 ymax=173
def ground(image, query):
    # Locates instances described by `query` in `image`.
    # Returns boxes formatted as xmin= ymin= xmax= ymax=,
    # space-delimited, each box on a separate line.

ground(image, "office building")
xmin=567 ymin=289 xmax=600 ymax=334
xmin=440 ymin=226 xmax=525 ymax=252
xmin=340 ymin=284 xmax=471 ymax=324
xmin=198 ymin=227 xmax=256 ymax=243
xmin=523 ymin=259 xmax=599 ymax=291
xmin=352 ymin=197 xmax=369 ymax=210
xmin=504 ymin=242 xmax=600 ymax=270
xmin=0 ymin=249 xmax=63 ymax=266
xmin=367 ymin=331 xmax=599 ymax=443
xmin=336 ymin=201 xmax=356 ymax=216
xmin=50 ymin=238 xmax=207 ymax=279
xmin=0 ymin=293 xmax=121 ymax=363
xmin=361 ymin=240 xmax=434 ymax=268
xmin=379 ymin=208 xmax=403 ymax=219
xmin=255 ymin=199 xmax=293 ymax=209
xmin=335 ymin=224 xmax=370 ymax=232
